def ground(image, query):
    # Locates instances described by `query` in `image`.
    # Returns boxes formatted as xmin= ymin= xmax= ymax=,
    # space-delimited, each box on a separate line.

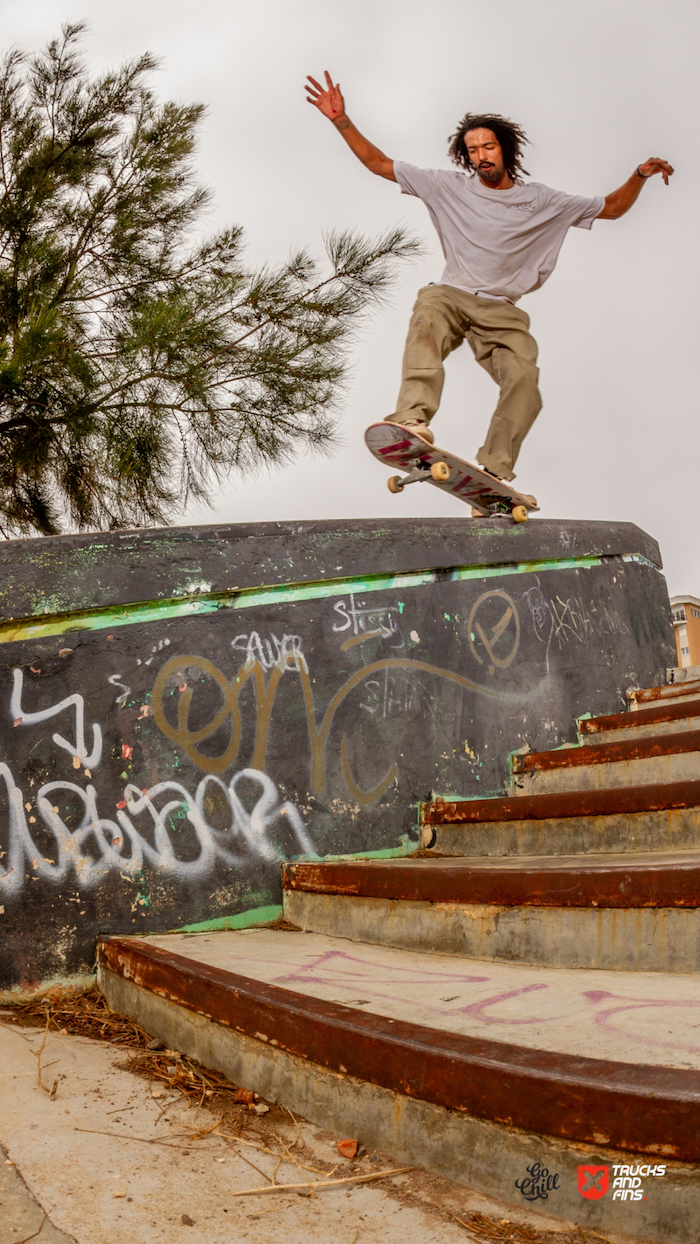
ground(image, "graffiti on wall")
xmin=150 ymin=631 xmax=514 ymax=795
xmin=0 ymin=574 xmax=644 ymax=903
xmin=0 ymin=669 xmax=314 ymax=899
xmin=11 ymin=668 xmax=103 ymax=769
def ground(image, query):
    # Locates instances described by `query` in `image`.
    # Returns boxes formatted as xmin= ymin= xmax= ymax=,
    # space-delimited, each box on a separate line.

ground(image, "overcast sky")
xmin=4 ymin=0 xmax=698 ymax=594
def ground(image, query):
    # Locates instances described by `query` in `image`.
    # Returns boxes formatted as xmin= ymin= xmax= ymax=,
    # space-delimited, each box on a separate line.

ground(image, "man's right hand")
xmin=305 ymin=72 xmax=346 ymax=124
xmin=304 ymin=71 xmax=396 ymax=181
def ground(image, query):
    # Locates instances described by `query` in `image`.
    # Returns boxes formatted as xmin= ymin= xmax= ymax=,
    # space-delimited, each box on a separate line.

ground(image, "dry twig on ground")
xmin=230 ymin=1165 xmax=413 ymax=1198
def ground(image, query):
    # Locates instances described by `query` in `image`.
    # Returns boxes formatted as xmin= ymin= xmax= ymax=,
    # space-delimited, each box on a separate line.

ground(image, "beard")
xmin=477 ymin=161 xmax=504 ymax=184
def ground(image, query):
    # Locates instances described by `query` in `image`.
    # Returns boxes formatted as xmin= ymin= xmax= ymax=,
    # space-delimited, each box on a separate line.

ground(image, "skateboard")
xmin=365 ymin=422 xmax=539 ymax=522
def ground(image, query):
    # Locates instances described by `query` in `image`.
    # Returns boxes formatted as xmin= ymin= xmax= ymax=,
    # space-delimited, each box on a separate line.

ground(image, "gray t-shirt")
xmin=394 ymin=161 xmax=605 ymax=303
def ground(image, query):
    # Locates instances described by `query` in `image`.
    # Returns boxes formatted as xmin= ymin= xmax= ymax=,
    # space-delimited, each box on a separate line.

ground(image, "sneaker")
xmin=386 ymin=419 xmax=434 ymax=446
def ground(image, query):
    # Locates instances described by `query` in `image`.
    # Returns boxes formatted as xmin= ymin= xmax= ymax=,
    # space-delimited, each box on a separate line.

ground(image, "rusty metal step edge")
xmin=629 ymin=681 xmax=700 ymax=705
xmin=421 ymin=780 xmax=700 ymax=825
xmin=97 ymin=936 xmax=700 ymax=1162
xmin=580 ymin=699 xmax=700 ymax=736
xmin=281 ymin=857 xmax=700 ymax=908
xmin=512 ymin=730 xmax=700 ymax=774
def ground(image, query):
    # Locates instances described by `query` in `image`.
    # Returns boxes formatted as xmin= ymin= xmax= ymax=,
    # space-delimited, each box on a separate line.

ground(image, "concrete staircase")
xmin=98 ymin=675 xmax=700 ymax=1243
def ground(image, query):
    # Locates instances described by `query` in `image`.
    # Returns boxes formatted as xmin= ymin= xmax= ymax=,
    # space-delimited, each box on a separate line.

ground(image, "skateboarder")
xmin=305 ymin=72 xmax=673 ymax=486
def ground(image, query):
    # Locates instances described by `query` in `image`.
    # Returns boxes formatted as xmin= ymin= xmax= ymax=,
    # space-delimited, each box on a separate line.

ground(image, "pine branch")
xmin=0 ymin=26 xmax=420 ymax=534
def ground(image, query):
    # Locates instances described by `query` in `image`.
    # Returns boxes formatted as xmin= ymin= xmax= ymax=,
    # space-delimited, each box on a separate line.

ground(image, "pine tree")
xmin=0 ymin=24 xmax=418 ymax=535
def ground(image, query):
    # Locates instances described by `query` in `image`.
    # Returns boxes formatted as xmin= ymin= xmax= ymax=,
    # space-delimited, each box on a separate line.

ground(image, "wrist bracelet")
xmin=637 ymin=165 xmax=651 ymax=178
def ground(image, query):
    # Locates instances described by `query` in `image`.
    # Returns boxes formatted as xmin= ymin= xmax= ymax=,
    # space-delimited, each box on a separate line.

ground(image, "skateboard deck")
xmin=365 ymin=422 xmax=539 ymax=521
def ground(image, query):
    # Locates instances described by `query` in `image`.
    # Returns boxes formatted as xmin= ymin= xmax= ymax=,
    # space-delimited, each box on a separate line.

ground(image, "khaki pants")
xmin=387 ymin=284 xmax=542 ymax=480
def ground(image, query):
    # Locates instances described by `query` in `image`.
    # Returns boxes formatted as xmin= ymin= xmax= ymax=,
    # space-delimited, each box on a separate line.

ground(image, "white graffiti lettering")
xmin=0 ymin=766 xmax=315 ymax=897
xmin=11 ymin=669 xmax=102 ymax=768
xmin=359 ymin=667 xmax=420 ymax=718
xmin=332 ymin=593 xmax=402 ymax=639
xmin=549 ymin=596 xmax=630 ymax=649
xmin=231 ymin=632 xmax=306 ymax=672
xmin=107 ymin=674 xmax=131 ymax=706
xmin=521 ymin=582 xmax=554 ymax=673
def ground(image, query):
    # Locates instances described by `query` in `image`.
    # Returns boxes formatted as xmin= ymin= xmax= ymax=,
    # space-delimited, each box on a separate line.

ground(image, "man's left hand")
xmin=638 ymin=157 xmax=675 ymax=185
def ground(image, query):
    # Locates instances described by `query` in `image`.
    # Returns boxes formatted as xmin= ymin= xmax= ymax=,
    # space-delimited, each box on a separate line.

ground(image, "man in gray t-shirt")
xmin=306 ymin=72 xmax=674 ymax=486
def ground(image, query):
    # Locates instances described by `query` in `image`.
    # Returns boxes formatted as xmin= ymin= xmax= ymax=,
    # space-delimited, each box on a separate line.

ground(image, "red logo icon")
xmin=577 ymin=1166 xmax=609 ymax=1199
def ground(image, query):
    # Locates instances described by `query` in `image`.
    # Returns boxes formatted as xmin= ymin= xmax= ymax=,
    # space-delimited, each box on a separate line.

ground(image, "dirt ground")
xmin=0 ymin=992 xmax=645 ymax=1244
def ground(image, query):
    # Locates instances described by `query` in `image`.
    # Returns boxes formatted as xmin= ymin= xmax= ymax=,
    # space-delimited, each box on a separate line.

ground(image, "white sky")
xmin=4 ymin=0 xmax=698 ymax=593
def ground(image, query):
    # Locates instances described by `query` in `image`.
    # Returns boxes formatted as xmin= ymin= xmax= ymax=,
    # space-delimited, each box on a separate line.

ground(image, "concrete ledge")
xmin=580 ymin=716 xmax=700 ymax=744
xmin=283 ymin=889 xmax=700 ymax=972
xmin=422 ymin=781 xmax=700 ymax=824
xmin=630 ymin=680 xmax=700 ymax=707
xmin=282 ymin=853 xmax=700 ymax=908
xmin=97 ymin=936 xmax=700 ymax=1158
xmin=513 ymin=730 xmax=700 ymax=775
xmin=98 ymin=964 xmax=700 ymax=1244
xmin=667 ymin=666 xmax=700 ymax=685
xmin=425 ymin=806 xmax=700 ymax=859
xmin=580 ymin=699 xmax=700 ymax=736
xmin=0 ymin=517 xmax=664 ymax=621
xmin=514 ymin=753 xmax=700 ymax=795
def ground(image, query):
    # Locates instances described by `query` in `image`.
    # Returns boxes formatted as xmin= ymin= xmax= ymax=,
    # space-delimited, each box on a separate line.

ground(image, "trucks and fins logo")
xmin=577 ymin=1166 xmax=609 ymax=1199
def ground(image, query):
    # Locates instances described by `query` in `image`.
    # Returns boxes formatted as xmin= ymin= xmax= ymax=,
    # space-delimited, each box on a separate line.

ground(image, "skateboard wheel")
xmin=387 ymin=475 xmax=404 ymax=494
xmin=512 ymin=505 xmax=529 ymax=523
xmin=430 ymin=461 xmax=451 ymax=482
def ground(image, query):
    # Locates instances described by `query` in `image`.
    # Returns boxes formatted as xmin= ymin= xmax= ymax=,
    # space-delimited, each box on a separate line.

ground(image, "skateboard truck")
xmin=386 ymin=462 xmax=437 ymax=492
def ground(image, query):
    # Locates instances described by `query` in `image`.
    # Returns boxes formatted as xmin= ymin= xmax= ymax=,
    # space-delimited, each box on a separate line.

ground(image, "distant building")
xmin=670 ymin=595 xmax=700 ymax=667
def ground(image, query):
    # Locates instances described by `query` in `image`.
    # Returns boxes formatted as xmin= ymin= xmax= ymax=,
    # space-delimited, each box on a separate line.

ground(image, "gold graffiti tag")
xmin=152 ymin=651 xmax=514 ymax=800
xmin=467 ymin=590 xmax=520 ymax=671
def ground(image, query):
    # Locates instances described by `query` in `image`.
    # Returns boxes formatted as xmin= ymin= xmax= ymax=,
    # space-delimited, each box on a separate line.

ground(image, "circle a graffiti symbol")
xmin=468 ymin=590 xmax=520 ymax=671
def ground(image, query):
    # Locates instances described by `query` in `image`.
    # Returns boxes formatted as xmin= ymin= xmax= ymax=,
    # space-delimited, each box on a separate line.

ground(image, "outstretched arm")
xmin=305 ymin=72 xmax=396 ymax=181
xmin=598 ymin=157 xmax=674 ymax=220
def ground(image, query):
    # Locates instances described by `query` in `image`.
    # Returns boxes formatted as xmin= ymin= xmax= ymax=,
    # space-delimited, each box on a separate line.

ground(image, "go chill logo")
xmin=577 ymin=1164 xmax=666 ymax=1201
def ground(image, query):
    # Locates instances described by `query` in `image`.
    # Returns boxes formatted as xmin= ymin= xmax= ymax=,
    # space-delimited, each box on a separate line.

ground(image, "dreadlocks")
xmin=448 ymin=113 xmax=530 ymax=180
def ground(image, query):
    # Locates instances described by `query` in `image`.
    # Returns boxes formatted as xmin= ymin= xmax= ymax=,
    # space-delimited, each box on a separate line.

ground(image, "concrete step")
xmin=421 ymin=780 xmax=700 ymax=857
xmin=628 ymin=677 xmax=700 ymax=709
xmin=511 ymin=729 xmax=700 ymax=795
xmin=667 ymin=664 xmax=700 ymax=683
xmin=97 ymin=929 xmax=700 ymax=1242
xmin=284 ymin=852 xmax=700 ymax=907
xmin=282 ymin=853 xmax=700 ymax=971
xmin=578 ymin=697 xmax=700 ymax=744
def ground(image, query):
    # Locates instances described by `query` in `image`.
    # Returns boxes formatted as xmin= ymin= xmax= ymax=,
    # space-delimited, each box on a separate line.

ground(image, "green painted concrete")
xmin=170 ymin=840 xmax=418 ymax=934
xmin=174 ymin=904 xmax=283 ymax=934
xmin=0 ymin=552 xmax=657 ymax=644
xmin=305 ymin=837 xmax=418 ymax=864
